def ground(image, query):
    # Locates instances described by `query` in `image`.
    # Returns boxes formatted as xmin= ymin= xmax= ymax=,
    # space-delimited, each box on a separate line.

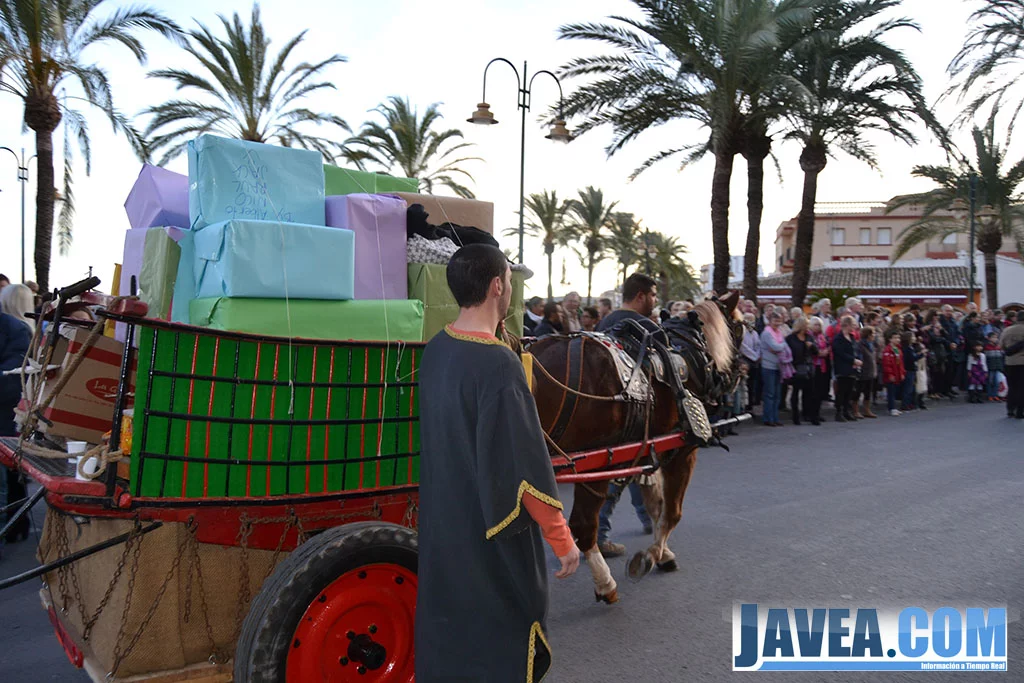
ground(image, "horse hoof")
xmin=626 ymin=552 xmax=654 ymax=582
xmin=656 ymin=559 xmax=679 ymax=572
xmin=594 ymin=590 xmax=619 ymax=605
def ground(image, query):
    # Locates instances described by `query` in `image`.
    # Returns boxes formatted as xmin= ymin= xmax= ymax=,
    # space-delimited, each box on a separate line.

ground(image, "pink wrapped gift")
xmin=124 ymin=164 xmax=189 ymax=229
xmin=325 ymin=194 xmax=407 ymax=300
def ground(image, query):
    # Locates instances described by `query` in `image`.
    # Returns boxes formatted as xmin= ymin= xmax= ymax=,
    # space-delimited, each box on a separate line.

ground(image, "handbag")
xmin=794 ymin=362 xmax=812 ymax=379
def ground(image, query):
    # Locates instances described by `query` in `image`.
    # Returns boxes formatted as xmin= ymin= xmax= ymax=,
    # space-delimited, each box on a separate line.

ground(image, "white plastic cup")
xmin=75 ymin=455 xmax=99 ymax=481
xmin=67 ymin=440 xmax=88 ymax=465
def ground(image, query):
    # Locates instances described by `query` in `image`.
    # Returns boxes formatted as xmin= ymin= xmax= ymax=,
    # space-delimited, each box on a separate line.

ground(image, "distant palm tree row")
xmin=507 ymin=187 xmax=699 ymax=304
xmin=0 ymin=2 xmax=478 ymax=291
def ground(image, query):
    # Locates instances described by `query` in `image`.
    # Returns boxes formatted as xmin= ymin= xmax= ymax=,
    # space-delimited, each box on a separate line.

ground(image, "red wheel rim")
xmin=286 ymin=563 xmax=417 ymax=682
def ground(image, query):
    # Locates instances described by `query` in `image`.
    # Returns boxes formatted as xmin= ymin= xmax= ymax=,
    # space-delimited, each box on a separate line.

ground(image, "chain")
xmin=401 ymin=497 xmax=418 ymax=529
xmin=54 ymin=512 xmax=72 ymax=614
xmin=186 ymin=524 xmax=225 ymax=664
xmin=231 ymin=516 xmax=255 ymax=646
xmin=110 ymin=518 xmax=190 ymax=678
xmin=82 ymin=520 xmax=141 ymax=641
xmin=110 ymin=519 xmax=145 ymax=677
xmin=182 ymin=534 xmax=197 ymax=623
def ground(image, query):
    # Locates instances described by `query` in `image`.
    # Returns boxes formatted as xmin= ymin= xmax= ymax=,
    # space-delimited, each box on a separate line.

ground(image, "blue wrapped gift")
xmin=192 ymin=219 xmax=354 ymax=300
xmin=188 ymin=134 xmax=326 ymax=230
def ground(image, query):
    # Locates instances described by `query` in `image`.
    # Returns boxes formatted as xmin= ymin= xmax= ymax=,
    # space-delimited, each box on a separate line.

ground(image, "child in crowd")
xmin=966 ymin=341 xmax=989 ymax=403
xmin=882 ymin=331 xmax=906 ymax=416
xmin=914 ymin=337 xmax=929 ymax=409
xmin=984 ymin=332 xmax=1006 ymax=402
xmin=900 ymin=332 xmax=921 ymax=411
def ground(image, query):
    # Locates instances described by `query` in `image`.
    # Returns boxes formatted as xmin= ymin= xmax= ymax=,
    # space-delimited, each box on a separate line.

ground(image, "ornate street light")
xmin=468 ymin=58 xmax=573 ymax=264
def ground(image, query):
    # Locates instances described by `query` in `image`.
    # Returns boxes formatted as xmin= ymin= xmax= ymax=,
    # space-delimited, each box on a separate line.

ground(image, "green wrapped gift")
xmin=324 ymin=165 xmax=419 ymax=196
xmin=190 ymin=297 xmax=424 ymax=342
xmin=139 ymin=228 xmax=181 ymax=320
xmin=408 ymin=263 xmax=524 ymax=341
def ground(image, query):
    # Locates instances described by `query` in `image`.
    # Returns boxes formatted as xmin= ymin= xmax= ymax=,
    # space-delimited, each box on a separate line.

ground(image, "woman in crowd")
xmin=786 ymin=317 xmax=818 ymax=425
xmin=900 ymin=331 xmax=922 ymax=412
xmin=984 ymin=332 xmax=1005 ymax=401
xmin=832 ymin=315 xmax=862 ymax=422
xmin=808 ymin=316 xmax=830 ymax=422
xmin=852 ymin=326 xmax=878 ymax=418
xmin=740 ymin=312 xmax=761 ymax=411
xmin=1 ymin=284 xmax=35 ymax=544
xmin=882 ymin=330 xmax=907 ymax=416
xmin=759 ymin=312 xmax=787 ymax=427
xmin=922 ymin=317 xmax=950 ymax=399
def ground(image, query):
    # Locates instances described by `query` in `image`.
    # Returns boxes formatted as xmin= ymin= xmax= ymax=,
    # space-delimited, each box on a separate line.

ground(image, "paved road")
xmin=1 ymin=399 xmax=1020 ymax=682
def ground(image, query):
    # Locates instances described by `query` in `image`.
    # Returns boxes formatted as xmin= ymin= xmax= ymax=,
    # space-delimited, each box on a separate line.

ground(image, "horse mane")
xmin=693 ymin=301 xmax=733 ymax=373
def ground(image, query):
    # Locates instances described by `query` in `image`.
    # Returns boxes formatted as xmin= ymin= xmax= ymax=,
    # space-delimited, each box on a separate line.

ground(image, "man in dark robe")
xmin=416 ymin=244 xmax=580 ymax=683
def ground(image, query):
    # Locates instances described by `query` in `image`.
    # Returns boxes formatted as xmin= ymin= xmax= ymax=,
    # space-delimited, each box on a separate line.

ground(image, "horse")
xmin=529 ymin=293 xmax=742 ymax=603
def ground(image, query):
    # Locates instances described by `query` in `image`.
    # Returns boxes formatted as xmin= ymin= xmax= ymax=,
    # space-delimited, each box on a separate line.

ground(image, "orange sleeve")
xmin=522 ymin=491 xmax=576 ymax=558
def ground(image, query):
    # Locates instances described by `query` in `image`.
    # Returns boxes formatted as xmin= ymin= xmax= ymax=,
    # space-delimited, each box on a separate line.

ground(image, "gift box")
xmin=394 ymin=192 xmax=494 ymax=234
xmin=324 ymin=164 xmax=418 ymax=196
xmin=192 ymin=219 xmax=354 ymax=300
xmin=325 ymin=194 xmax=407 ymax=300
xmin=116 ymin=227 xmax=185 ymax=341
xmin=124 ymin=164 xmax=189 ymax=230
xmin=188 ymin=134 xmax=326 ymax=230
xmin=189 ymin=297 xmax=424 ymax=342
xmin=408 ymin=263 xmax=524 ymax=341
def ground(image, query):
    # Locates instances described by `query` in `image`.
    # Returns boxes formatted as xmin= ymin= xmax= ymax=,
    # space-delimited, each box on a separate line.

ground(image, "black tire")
xmin=233 ymin=521 xmax=418 ymax=683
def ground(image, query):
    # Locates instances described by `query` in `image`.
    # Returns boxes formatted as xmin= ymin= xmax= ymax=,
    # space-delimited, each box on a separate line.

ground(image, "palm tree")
xmin=557 ymin=0 xmax=815 ymax=293
xmin=607 ymin=212 xmax=642 ymax=289
xmin=782 ymin=0 xmax=941 ymax=308
xmin=142 ymin=4 xmax=349 ymax=164
xmin=502 ymin=190 xmax=571 ymax=299
xmin=567 ymin=186 xmax=617 ymax=304
xmin=649 ymin=231 xmax=701 ymax=301
xmin=889 ymin=115 xmax=1024 ymax=309
xmin=345 ymin=96 xmax=481 ymax=198
xmin=946 ymin=0 xmax=1024 ymax=128
xmin=0 ymin=0 xmax=180 ymax=291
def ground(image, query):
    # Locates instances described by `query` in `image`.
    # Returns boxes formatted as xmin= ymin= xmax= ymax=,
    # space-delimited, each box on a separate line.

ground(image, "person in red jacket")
xmin=881 ymin=330 xmax=907 ymax=416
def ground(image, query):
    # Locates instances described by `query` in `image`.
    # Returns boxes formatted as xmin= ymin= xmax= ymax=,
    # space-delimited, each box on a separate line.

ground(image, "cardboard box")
xmin=19 ymin=328 xmax=134 ymax=445
xmin=408 ymin=263 xmax=524 ymax=341
xmin=323 ymin=165 xmax=418 ymax=196
xmin=394 ymin=192 xmax=494 ymax=234
xmin=116 ymin=227 xmax=184 ymax=341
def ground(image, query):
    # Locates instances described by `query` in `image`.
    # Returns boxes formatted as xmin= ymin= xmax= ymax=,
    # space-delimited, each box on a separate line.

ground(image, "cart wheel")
xmin=234 ymin=522 xmax=418 ymax=683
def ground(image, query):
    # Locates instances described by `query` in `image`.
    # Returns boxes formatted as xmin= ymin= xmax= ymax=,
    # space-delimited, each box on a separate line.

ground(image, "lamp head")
xmin=976 ymin=204 xmax=999 ymax=225
xmin=545 ymin=120 xmax=573 ymax=143
xmin=949 ymin=197 xmax=968 ymax=219
xmin=467 ymin=103 xmax=497 ymax=125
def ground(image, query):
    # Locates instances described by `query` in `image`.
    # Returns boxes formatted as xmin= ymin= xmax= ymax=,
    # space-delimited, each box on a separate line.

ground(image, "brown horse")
xmin=530 ymin=293 xmax=741 ymax=603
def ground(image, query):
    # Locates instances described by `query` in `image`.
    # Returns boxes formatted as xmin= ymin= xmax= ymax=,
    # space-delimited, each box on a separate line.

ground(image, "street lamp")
xmin=0 ymin=147 xmax=32 ymax=283
xmin=974 ymin=204 xmax=999 ymax=305
xmin=468 ymin=58 xmax=573 ymax=264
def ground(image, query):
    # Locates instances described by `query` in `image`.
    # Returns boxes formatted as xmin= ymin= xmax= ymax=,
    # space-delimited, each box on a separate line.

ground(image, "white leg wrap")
xmin=585 ymin=548 xmax=617 ymax=595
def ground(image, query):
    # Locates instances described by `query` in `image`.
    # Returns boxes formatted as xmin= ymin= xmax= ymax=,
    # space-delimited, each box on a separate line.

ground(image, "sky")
xmin=0 ymin=0 xmax=982 ymax=299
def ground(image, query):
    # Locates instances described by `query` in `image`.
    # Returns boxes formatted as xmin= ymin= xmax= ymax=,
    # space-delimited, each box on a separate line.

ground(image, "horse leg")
xmin=568 ymin=481 xmax=618 ymax=604
xmin=628 ymin=447 xmax=698 ymax=579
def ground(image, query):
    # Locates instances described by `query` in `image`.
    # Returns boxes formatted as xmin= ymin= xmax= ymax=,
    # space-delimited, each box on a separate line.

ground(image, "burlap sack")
xmin=39 ymin=509 xmax=285 ymax=679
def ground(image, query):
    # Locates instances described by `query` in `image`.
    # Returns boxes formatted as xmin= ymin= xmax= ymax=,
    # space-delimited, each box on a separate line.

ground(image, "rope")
xmin=18 ymin=441 xmax=126 ymax=480
xmin=531 ymin=356 xmax=624 ymax=402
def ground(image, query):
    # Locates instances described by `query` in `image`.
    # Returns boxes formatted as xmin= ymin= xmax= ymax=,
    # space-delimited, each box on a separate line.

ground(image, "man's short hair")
xmin=583 ymin=306 xmax=598 ymax=318
xmin=0 ymin=273 xmax=8 ymax=284
xmin=598 ymin=297 xmax=612 ymax=308
xmin=622 ymin=273 xmax=657 ymax=302
xmin=447 ymin=245 xmax=508 ymax=308
xmin=527 ymin=296 xmax=543 ymax=307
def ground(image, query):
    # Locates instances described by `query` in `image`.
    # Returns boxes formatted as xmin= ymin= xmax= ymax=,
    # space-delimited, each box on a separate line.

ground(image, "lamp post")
xmin=468 ymin=58 xmax=573 ymax=264
xmin=0 ymin=147 xmax=33 ymax=283
xmin=974 ymin=203 xmax=999 ymax=308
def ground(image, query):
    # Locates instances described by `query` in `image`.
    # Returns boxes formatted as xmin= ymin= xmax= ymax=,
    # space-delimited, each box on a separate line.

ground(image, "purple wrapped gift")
xmin=123 ymin=164 xmax=189 ymax=229
xmin=325 ymin=194 xmax=407 ymax=300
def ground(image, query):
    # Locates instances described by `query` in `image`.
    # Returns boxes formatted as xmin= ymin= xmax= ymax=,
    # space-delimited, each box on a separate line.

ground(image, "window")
xmin=877 ymin=228 xmax=892 ymax=245
xmin=786 ymin=247 xmax=792 ymax=261
xmin=942 ymin=232 xmax=957 ymax=245
xmin=831 ymin=227 xmax=846 ymax=246
xmin=860 ymin=228 xmax=872 ymax=245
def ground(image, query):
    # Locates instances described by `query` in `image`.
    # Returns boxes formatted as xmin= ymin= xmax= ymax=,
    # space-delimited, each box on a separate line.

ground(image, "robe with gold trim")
xmin=415 ymin=327 xmax=561 ymax=683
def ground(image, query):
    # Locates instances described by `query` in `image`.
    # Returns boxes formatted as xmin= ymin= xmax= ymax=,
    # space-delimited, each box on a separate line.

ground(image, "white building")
xmin=700 ymin=255 xmax=764 ymax=293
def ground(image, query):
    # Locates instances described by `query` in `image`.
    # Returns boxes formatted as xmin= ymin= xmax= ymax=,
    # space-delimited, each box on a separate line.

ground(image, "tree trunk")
xmin=586 ymin=252 xmax=594 ymax=305
xmin=26 ymin=94 xmax=62 ymax=294
xmin=710 ymin=149 xmax=735 ymax=293
xmin=742 ymin=130 xmax=771 ymax=303
xmin=791 ymin=141 xmax=827 ymax=308
xmin=983 ymin=249 xmax=998 ymax=310
xmin=545 ymin=241 xmax=554 ymax=301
